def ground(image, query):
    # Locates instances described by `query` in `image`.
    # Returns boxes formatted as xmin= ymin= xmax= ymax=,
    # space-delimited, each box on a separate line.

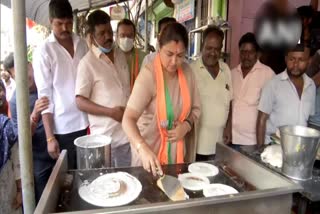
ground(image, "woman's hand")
xmin=139 ymin=143 xmax=163 ymax=177
xmin=167 ymin=121 xmax=190 ymax=143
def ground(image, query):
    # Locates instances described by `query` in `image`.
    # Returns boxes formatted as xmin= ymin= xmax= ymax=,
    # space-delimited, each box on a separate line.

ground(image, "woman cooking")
xmin=122 ymin=23 xmax=201 ymax=176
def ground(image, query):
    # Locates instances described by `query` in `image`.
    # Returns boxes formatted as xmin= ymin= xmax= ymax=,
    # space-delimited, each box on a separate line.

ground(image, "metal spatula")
xmin=157 ymin=174 xmax=187 ymax=201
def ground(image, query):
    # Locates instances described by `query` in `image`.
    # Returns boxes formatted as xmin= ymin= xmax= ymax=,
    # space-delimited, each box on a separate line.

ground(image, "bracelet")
xmin=47 ymin=136 xmax=56 ymax=143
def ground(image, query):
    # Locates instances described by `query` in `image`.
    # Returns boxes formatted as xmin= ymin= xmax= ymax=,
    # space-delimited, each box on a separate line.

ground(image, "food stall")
xmin=35 ymin=143 xmax=301 ymax=214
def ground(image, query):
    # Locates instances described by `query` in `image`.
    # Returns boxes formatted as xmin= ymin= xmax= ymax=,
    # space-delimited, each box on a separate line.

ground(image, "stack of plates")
xmin=78 ymin=172 xmax=142 ymax=207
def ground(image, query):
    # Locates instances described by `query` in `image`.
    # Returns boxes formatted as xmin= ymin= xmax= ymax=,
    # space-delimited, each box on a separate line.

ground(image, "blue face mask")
xmin=94 ymin=38 xmax=113 ymax=54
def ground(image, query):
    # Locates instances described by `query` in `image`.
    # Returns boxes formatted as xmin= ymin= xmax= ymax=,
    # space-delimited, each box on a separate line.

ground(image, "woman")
xmin=0 ymin=81 xmax=22 ymax=214
xmin=122 ymin=23 xmax=200 ymax=176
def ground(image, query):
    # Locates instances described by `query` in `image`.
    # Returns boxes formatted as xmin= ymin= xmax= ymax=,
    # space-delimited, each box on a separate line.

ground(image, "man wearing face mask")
xmin=116 ymin=19 xmax=146 ymax=90
xmin=75 ymin=10 xmax=131 ymax=167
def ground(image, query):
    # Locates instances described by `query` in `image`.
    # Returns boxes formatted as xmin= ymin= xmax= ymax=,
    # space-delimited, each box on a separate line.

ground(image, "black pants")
xmin=196 ymin=153 xmax=215 ymax=161
xmin=55 ymin=129 xmax=87 ymax=170
xmin=228 ymin=143 xmax=242 ymax=151
xmin=33 ymin=158 xmax=55 ymax=203
xmin=32 ymin=126 xmax=56 ymax=204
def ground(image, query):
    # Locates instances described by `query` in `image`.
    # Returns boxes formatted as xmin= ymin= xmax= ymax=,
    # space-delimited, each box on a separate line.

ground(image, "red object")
xmin=26 ymin=18 xmax=36 ymax=29
xmin=87 ymin=127 xmax=90 ymax=135
xmin=6 ymin=102 xmax=11 ymax=118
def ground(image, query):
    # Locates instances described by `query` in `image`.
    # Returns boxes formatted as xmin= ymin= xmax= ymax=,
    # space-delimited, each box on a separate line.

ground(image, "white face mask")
xmin=118 ymin=37 xmax=134 ymax=52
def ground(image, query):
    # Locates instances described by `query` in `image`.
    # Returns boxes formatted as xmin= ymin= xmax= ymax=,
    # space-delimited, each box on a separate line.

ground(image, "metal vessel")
xmin=280 ymin=125 xmax=320 ymax=180
xmin=74 ymin=135 xmax=112 ymax=169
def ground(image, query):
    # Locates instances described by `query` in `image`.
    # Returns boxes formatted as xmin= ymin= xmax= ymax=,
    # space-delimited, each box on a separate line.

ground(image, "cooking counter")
xmin=55 ymin=161 xmax=247 ymax=212
xmin=35 ymin=143 xmax=302 ymax=214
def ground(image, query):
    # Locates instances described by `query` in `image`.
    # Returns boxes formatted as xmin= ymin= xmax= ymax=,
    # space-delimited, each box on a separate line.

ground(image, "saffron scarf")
xmin=154 ymin=53 xmax=191 ymax=164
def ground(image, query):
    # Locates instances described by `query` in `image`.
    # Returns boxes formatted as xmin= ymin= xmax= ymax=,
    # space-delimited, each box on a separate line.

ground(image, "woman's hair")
xmin=158 ymin=17 xmax=176 ymax=33
xmin=159 ymin=22 xmax=188 ymax=49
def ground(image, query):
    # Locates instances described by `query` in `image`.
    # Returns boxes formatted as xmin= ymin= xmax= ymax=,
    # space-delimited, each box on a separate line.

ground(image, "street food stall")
xmin=35 ymin=143 xmax=301 ymax=214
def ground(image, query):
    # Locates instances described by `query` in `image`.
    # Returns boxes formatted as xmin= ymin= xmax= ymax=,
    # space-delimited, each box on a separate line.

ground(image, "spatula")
xmin=157 ymin=174 xmax=187 ymax=201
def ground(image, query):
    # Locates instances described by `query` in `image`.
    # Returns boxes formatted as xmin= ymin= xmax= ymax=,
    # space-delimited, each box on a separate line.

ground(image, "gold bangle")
xmin=47 ymin=136 xmax=55 ymax=143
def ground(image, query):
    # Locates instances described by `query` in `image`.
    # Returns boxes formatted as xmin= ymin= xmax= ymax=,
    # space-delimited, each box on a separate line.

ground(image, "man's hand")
xmin=48 ymin=138 xmax=60 ymax=159
xmin=111 ymin=106 xmax=125 ymax=122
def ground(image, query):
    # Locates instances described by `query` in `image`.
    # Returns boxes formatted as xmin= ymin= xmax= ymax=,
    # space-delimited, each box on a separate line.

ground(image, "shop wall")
xmin=228 ymin=0 xmax=320 ymax=69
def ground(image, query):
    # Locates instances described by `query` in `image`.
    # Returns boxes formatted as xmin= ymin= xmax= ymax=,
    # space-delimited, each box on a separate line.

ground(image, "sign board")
xmin=110 ymin=6 xmax=126 ymax=20
xmin=176 ymin=0 xmax=195 ymax=23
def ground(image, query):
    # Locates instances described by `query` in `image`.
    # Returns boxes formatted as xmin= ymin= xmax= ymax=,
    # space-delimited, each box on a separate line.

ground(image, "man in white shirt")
xmin=257 ymin=44 xmax=316 ymax=146
xmin=75 ymin=10 xmax=131 ymax=167
xmin=190 ymin=26 xmax=233 ymax=161
xmin=33 ymin=0 xmax=88 ymax=169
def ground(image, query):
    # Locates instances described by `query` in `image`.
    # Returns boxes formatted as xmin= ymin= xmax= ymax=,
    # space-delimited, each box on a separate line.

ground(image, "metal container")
xmin=280 ymin=125 xmax=320 ymax=180
xmin=74 ymin=135 xmax=112 ymax=169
